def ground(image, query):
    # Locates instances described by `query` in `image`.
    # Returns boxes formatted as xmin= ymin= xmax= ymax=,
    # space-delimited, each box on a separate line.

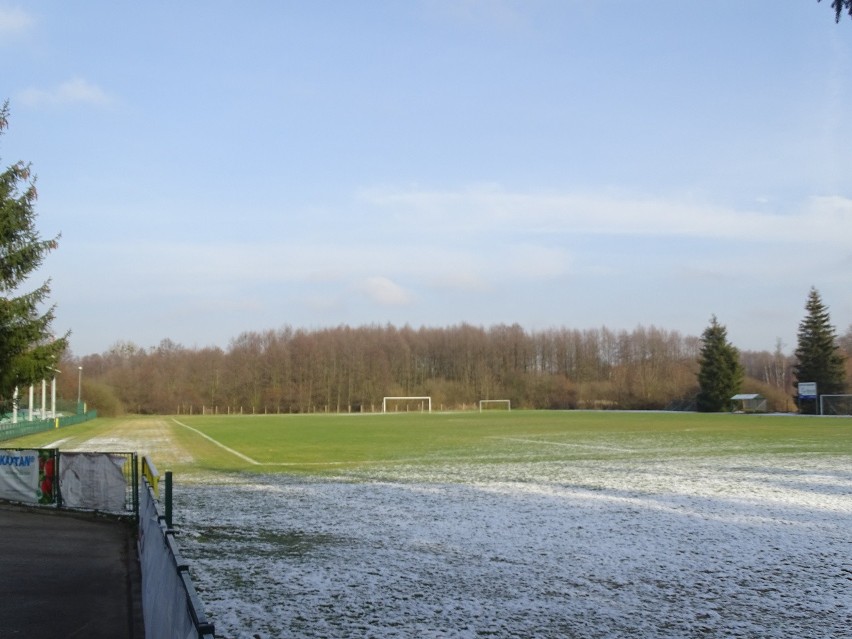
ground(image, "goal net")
xmin=479 ymin=399 xmax=511 ymax=412
xmin=819 ymin=394 xmax=852 ymax=416
xmin=382 ymin=396 xmax=432 ymax=413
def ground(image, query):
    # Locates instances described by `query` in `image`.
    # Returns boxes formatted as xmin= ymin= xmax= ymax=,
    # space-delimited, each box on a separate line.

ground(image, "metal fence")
xmin=139 ymin=460 xmax=215 ymax=639
xmin=57 ymin=450 xmax=138 ymax=518
xmin=0 ymin=447 xmax=137 ymax=517
xmin=0 ymin=410 xmax=99 ymax=443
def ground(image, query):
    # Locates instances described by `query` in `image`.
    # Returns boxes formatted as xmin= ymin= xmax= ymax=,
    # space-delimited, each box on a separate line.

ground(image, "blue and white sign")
xmin=798 ymin=382 xmax=817 ymax=399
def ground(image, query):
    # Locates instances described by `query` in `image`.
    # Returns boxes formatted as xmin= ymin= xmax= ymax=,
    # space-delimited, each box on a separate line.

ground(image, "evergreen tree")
xmin=696 ymin=315 xmax=743 ymax=412
xmin=818 ymin=0 xmax=852 ymax=23
xmin=0 ymin=101 xmax=68 ymax=410
xmin=793 ymin=287 xmax=846 ymax=414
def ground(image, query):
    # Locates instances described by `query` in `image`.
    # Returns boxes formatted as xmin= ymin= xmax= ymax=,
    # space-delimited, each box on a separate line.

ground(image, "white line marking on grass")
xmin=498 ymin=437 xmax=635 ymax=453
xmin=169 ymin=418 xmax=415 ymax=467
xmin=42 ymin=438 xmax=71 ymax=448
xmin=168 ymin=421 xmax=637 ymax=468
xmin=171 ymin=418 xmax=261 ymax=465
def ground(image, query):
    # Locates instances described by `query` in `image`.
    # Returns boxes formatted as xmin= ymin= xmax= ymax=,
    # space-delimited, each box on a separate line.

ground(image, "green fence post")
xmin=165 ymin=471 xmax=173 ymax=529
xmin=132 ymin=454 xmax=139 ymax=524
xmin=55 ymin=450 xmax=63 ymax=509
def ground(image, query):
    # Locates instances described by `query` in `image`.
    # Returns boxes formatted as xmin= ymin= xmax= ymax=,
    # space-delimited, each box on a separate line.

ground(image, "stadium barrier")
xmin=139 ymin=459 xmax=215 ymax=639
xmin=0 ymin=410 xmax=98 ymax=443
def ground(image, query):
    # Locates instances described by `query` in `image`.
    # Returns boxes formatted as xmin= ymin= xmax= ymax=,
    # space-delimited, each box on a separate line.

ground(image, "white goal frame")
xmin=479 ymin=399 xmax=511 ymax=412
xmin=382 ymin=396 xmax=432 ymax=413
xmin=819 ymin=394 xmax=852 ymax=416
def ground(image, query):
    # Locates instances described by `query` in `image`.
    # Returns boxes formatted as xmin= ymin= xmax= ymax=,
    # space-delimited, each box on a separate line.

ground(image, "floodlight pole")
xmin=51 ymin=370 xmax=59 ymax=419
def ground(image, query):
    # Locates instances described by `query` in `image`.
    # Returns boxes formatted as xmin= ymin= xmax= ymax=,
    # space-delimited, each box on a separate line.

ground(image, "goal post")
xmin=819 ymin=394 xmax=852 ymax=416
xmin=479 ymin=399 xmax=511 ymax=412
xmin=382 ymin=396 xmax=432 ymax=413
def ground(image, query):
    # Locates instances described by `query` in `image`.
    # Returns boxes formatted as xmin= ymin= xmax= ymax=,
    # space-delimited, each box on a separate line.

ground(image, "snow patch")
xmin=173 ymin=456 xmax=852 ymax=638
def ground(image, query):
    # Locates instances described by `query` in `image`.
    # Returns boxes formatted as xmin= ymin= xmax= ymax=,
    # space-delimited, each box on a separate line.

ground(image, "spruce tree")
xmin=793 ymin=287 xmax=846 ymax=414
xmin=818 ymin=0 xmax=852 ymax=23
xmin=0 ymin=101 xmax=68 ymax=410
xmin=696 ymin=315 xmax=744 ymax=412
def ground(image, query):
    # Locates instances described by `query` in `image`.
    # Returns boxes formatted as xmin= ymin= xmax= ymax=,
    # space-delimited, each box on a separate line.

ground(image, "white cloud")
xmin=0 ymin=6 xmax=34 ymax=35
xmin=359 ymin=184 xmax=852 ymax=245
xmin=357 ymin=276 xmax=414 ymax=306
xmin=18 ymin=77 xmax=114 ymax=107
xmin=130 ymin=240 xmax=566 ymax=295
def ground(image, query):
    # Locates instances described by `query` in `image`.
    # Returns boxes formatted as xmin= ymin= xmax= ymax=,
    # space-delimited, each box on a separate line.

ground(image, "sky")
xmin=1 ymin=1 xmax=851 ymax=357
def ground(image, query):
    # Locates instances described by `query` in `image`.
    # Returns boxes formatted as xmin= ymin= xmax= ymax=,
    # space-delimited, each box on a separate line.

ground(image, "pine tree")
xmin=0 ymin=101 xmax=68 ymax=410
xmin=793 ymin=287 xmax=846 ymax=414
xmin=818 ymin=0 xmax=852 ymax=23
xmin=696 ymin=315 xmax=744 ymax=412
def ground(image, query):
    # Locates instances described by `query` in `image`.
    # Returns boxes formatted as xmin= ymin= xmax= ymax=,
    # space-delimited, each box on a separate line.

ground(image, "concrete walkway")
xmin=0 ymin=503 xmax=144 ymax=638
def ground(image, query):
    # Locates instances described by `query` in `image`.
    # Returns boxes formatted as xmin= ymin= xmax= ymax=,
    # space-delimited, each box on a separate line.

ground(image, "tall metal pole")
xmin=77 ymin=366 xmax=83 ymax=410
xmin=50 ymin=376 xmax=57 ymax=419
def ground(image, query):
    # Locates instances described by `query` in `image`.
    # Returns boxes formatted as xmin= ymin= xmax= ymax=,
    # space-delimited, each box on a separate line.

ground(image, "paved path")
xmin=0 ymin=503 xmax=144 ymax=638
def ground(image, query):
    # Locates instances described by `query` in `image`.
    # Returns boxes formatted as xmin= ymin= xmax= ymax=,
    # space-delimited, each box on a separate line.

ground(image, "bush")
xmin=741 ymin=378 xmax=795 ymax=413
xmin=81 ymin=381 xmax=125 ymax=417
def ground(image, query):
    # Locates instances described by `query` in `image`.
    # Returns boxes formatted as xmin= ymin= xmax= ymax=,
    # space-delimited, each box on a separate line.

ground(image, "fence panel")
xmin=57 ymin=451 xmax=138 ymax=516
xmin=0 ymin=410 xmax=98 ymax=443
xmin=139 ymin=476 xmax=215 ymax=639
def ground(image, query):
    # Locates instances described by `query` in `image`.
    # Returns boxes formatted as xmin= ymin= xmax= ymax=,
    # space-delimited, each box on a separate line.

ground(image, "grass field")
xmin=7 ymin=411 xmax=851 ymax=638
xmin=7 ymin=410 xmax=850 ymax=476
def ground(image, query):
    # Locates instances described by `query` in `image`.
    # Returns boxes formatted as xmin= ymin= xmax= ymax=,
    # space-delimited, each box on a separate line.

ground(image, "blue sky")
xmin=2 ymin=1 xmax=850 ymax=356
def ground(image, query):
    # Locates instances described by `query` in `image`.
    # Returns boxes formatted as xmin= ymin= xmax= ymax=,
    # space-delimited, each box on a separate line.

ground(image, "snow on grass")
xmin=174 ymin=455 xmax=852 ymax=639
xmin=65 ymin=418 xmax=195 ymax=466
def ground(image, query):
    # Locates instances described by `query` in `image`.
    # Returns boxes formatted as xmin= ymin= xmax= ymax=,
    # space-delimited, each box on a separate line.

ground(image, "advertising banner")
xmin=0 ymin=450 xmax=49 ymax=504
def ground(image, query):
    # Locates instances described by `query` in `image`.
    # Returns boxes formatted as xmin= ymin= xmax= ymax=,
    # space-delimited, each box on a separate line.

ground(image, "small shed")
xmin=730 ymin=393 xmax=767 ymax=413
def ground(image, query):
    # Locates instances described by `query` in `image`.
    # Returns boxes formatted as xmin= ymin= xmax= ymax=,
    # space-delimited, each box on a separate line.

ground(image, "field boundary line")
xmin=171 ymin=418 xmax=261 ymax=465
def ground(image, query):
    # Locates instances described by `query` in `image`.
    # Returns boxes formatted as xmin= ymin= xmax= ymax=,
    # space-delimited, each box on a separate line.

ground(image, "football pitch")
xmin=12 ymin=409 xmax=850 ymax=475
xmin=9 ymin=411 xmax=852 ymax=638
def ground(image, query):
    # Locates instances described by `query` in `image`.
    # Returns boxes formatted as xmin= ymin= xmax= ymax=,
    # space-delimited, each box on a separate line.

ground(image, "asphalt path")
xmin=0 ymin=503 xmax=144 ymax=638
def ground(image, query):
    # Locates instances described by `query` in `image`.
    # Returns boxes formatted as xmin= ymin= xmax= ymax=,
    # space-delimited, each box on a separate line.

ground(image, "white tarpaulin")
xmin=59 ymin=452 xmax=128 ymax=512
xmin=0 ymin=450 xmax=39 ymax=503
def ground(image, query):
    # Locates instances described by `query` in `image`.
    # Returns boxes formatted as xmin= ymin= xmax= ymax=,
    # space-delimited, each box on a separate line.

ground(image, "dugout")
xmin=730 ymin=393 xmax=767 ymax=413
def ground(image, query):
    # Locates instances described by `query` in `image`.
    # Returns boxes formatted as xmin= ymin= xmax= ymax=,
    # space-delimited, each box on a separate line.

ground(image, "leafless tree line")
xmin=53 ymin=322 xmax=851 ymax=416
